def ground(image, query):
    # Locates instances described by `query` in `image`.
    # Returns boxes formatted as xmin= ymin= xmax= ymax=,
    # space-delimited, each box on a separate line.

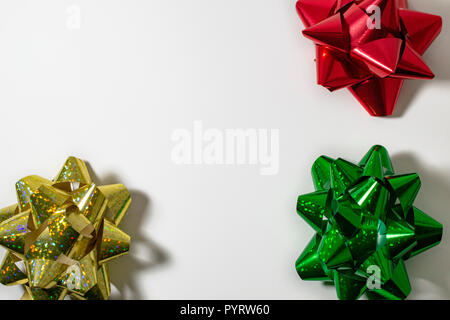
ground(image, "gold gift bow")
xmin=0 ymin=157 xmax=131 ymax=300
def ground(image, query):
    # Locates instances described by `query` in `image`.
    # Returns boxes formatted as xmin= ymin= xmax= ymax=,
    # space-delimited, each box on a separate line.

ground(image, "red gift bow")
xmin=296 ymin=0 xmax=442 ymax=116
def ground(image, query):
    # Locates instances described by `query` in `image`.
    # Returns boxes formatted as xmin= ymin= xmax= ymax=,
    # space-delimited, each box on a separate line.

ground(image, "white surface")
xmin=0 ymin=0 xmax=448 ymax=300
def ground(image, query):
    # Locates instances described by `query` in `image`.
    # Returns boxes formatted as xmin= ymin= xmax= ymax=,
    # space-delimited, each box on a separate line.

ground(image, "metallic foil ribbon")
xmin=296 ymin=0 xmax=442 ymax=116
xmin=296 ymin=145 xmax=442 ymax=299
xmin=0 ymin=157 xmax=131 ymax=300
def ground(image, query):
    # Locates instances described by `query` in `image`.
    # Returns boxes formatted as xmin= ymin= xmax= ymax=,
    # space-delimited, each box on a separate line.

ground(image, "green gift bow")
xmin=296 ymin=145 xmax=443 ymax=300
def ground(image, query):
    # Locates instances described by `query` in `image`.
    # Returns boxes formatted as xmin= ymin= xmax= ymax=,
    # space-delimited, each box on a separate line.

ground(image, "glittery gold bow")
xmin=0 ymin=157 xmax=131 ymax=300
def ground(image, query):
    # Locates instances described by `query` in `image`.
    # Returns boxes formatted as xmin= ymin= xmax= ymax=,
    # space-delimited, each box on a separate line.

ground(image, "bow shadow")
xmin=392 ymin=1 xmax=450 ymax=117
xmin=85 ymin=162 xmax=169 ymax=300
xmin=391 ymin=152 xmax=450 ymax=299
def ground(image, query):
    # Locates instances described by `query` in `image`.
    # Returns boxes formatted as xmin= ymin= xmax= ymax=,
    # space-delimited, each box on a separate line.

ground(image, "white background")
xmin=0 ymin=0 xmax=448 ymax=300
